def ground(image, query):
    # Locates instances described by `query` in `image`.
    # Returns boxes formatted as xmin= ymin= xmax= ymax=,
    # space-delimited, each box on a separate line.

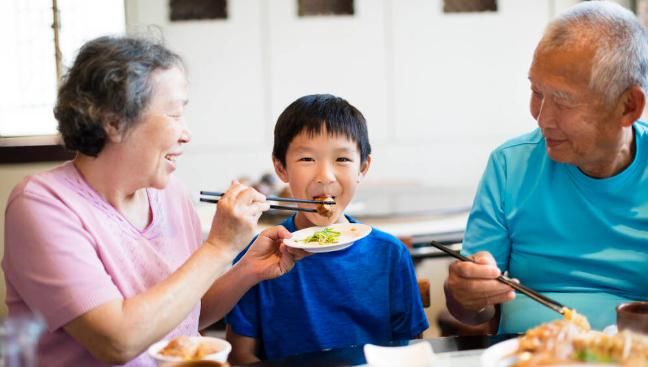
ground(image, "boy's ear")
xmin=358 ymin=155 xmax=372 ymax=182
xmin=272 ymin=157 xmax=289 ymax=183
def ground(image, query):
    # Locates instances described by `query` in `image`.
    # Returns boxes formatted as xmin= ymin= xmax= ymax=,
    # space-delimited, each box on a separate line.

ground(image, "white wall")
xmin=126 ymin=0 xmax=553 ymax=197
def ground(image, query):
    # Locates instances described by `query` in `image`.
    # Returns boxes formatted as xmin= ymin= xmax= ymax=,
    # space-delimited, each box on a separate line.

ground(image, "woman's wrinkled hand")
xmin=206 ymin=181 xmax=270 ymax=253
xmin=446 ymin=251 xmax=515 ymax=311
xmin=240 ymin=226 xmax=310 ymax=281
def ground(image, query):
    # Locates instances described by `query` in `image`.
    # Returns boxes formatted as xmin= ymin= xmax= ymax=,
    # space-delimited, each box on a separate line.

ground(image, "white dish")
xmin=283 ymin=223 xmax=372 ymax=253
xmin=147 ymin=336 xmax=231 ymax=366
xmin=480 ymin=338 xmax=617 ymax=367
xmin=364 ymin=342 xmax=437 ymax=367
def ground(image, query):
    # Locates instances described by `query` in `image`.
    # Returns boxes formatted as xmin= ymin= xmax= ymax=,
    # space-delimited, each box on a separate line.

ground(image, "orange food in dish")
xmin=511 ymin=310 xmax=648 ymax=366
xmin=159 ymin=336 xmax=221 ymax=360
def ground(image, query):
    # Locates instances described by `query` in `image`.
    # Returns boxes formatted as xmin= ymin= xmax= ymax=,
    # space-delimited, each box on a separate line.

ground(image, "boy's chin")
xmin=306 ymin=213 xmax=342 ymax=227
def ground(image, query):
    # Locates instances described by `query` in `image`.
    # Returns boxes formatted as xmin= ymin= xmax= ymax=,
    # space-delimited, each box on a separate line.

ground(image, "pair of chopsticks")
xmin=428 ymin=241 xmax=566 ymax=315
xmin=199 ymin=191 xmax=335 ymax=214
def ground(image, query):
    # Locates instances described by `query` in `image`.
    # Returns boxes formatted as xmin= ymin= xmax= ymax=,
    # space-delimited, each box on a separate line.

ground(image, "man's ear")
xmin=103 ymin=117 xmax=124 ymax=144
xmin=358 ymin=155 xmax=372 ymax=182
xmin=619 ymin=85 xmax=646 ymax=127
xmin=273 ymin=157 xmax=289 ymax=183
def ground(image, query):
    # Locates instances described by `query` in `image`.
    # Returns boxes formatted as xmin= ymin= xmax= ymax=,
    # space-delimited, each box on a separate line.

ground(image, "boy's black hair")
xmin=272 ymin=94 xmax=371 ymax=167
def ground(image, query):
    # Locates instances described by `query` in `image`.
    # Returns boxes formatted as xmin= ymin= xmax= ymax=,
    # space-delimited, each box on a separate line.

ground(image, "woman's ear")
xmin=358 ymin=155 xmax=372 ymax=182
xmin=103 ymin=117 xmax=124 ymax=144
xmin=272 ymin=157 xmax=289 ymax=183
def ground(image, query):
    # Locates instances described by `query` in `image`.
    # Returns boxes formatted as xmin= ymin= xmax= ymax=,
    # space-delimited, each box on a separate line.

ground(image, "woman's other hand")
xmin=207 ymin=181 xmax=270 ymax=253
xmin=239 ymin=226 xmax=310 ymax=281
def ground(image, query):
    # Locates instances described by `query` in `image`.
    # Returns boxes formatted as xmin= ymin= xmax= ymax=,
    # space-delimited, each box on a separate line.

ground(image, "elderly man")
xmin=445 ymin=1 xmax=648 ymax=333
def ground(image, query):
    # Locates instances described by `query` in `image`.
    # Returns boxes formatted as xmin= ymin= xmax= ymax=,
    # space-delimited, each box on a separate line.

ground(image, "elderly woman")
xmin=2 ymin=36 xmax=305 ymax=366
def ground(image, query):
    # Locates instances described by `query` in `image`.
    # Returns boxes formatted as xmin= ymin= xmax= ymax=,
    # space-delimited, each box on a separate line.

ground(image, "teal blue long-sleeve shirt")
xmin=462 ymin=122 xmax=648 ymax=333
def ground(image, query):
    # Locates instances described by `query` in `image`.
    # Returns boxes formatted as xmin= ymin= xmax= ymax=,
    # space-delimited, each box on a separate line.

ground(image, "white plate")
xmin=480 ymin=338 xmax=617 ymax=367
xmin=283 ymin=223 xmax=372 ymax=253
xmin=364 ymin=342 xmax=437 ymax=367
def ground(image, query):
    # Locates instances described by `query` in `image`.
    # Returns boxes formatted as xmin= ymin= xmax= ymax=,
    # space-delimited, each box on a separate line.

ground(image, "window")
xmin=0 ymin=0 xmax=125 ymax=162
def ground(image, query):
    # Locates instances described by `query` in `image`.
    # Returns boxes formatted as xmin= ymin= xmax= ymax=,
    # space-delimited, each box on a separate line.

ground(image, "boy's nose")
xmin=315 ymin=163 xmax=336 ymax=184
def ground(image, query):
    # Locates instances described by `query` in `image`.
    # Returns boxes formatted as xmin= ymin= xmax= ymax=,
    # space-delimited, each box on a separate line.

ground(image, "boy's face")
xmin=273 ymin=128 xmax=370 ymax=228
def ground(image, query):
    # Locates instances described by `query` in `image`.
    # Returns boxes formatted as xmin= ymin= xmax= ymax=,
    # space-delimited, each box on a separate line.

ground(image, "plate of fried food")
xmin=283 ymin=223 xmax=372 ymax=253
xmin=148 ymin=336 xmax=231 ymax=366
xmin=480 ymin=310 xmax=648 ymax=367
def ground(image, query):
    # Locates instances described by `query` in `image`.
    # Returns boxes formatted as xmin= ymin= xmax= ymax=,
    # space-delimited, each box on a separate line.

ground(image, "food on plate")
xmin=510 ymin=310 xmax=648 ymax=366
xmin=300 ymin=227 xmax=341 ymax=245
xmin=315 ymin=197 xmax=334 ymax=218
xmin=159 ymin=336 xmax=221 ymax=360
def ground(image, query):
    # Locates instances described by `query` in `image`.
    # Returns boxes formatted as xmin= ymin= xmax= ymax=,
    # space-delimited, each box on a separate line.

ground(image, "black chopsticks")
xmin=428 ymin=241 xmax=566 ymax=315
xmin=199 ymin=191 xmax=336 ymax=214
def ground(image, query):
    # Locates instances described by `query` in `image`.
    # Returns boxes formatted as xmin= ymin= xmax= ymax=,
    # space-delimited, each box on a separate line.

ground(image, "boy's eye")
xmin=298 ymin=157 xmax=315 ymax=162
xmin=337 ymin=157 xmax=353 ymax=163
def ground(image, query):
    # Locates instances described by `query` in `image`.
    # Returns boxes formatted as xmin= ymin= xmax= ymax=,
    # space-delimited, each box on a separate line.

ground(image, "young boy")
xmin=225 ymin=94 xmax=428 ymax=363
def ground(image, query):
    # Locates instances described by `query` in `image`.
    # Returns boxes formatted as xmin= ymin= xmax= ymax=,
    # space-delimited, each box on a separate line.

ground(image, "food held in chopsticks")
xmin=300 ymin=227 xmax=341 ymax=245
xmin=314 ymin=196 xmax=334 ymax=217
xmin=510 ymin=311 xmax=648 ymax=366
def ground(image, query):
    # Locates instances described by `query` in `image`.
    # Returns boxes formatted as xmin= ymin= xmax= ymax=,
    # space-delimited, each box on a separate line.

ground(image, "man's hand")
xmin=446 ymin=251 xmax=516 ymax=311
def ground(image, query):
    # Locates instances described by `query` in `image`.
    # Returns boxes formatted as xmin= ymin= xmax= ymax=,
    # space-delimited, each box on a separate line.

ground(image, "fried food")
xmin=159 ymin=336 xmax=221 ymax=360
xmin=315 ymin=197 xmax=334 ymax=218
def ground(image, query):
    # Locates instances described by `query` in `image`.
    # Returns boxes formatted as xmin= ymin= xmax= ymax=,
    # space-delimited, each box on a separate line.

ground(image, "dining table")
xmin=238 ymin=334 xmax=519 ymax=367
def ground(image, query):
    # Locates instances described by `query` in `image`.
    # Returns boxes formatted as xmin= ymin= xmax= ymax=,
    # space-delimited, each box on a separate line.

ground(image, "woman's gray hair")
xmin=54 ymin=36 xmax=184 ymax=156
xmin=539 ymin=1 xmax=648 ymax=105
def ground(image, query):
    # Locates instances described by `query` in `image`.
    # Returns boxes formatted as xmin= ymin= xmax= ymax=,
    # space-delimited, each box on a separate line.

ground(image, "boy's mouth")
xmin=312 ymin=195 xmax=336 ymax=204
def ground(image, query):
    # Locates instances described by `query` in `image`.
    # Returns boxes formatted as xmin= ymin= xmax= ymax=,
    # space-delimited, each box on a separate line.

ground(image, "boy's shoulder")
xmin=360 ymin=225 xmax=409 ymax=252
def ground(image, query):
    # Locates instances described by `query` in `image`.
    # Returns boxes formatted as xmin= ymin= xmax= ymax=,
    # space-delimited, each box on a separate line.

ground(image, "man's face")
xmin=528 ymin=44 xmax=622 ymax=172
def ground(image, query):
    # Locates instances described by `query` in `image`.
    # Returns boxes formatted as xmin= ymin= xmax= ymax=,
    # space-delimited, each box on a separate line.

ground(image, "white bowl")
xmin=147 ymin=336 xmax=231 ymax=366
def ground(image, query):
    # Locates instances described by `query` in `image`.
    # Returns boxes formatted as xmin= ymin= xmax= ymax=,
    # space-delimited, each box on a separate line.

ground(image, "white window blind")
xmin=0 ymin=0 xmax=126 ymax=138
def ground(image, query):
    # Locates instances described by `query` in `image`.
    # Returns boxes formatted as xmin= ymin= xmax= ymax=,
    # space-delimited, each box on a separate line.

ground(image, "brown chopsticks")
xmin=199 ymin=191 xmax=336 ymax=213
xmin=428 ymin=241 xmax=566 ymax=315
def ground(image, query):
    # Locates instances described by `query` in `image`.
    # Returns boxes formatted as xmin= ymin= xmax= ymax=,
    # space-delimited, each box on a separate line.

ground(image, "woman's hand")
xmin=239 ymin=226 xmax=310 ymax=281
xmin=206 ymin=181 xmax=270 ymax=254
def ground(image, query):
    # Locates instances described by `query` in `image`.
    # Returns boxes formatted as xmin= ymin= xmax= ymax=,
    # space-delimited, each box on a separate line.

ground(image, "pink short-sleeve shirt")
xmin=2 ymin=161 xmax=203 ymax=366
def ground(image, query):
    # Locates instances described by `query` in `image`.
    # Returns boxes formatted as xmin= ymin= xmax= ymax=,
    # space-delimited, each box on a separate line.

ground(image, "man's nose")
xmin=536 ymin=98 xmax=557 ymax=129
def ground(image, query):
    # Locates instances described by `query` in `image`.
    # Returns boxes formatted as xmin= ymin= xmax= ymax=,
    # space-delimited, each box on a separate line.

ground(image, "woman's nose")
xmin=180 ymin=123 xmax=192 ymax=144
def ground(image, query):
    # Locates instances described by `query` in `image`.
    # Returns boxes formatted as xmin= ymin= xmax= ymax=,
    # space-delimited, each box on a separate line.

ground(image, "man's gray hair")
xmin=540 ymin=1 xmax=648 ymax=105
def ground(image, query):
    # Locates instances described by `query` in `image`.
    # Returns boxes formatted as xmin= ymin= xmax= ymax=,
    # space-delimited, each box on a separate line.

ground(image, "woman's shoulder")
xmin=7 ymin=161 xmax=77 ymax=207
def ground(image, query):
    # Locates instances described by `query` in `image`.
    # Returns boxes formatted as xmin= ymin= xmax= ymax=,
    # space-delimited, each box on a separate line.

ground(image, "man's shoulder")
xmin=494 ymin=129 xmax=544 ymax=154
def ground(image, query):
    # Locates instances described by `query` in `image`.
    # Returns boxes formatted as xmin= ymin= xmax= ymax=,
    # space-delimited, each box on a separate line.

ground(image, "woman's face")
xmin=119 ymin=66 xmax=191 ymax=189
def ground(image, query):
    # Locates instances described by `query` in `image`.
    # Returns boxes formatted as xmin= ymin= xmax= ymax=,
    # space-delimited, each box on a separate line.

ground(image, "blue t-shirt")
xmin=225 ymin=215 xmax=429 ymax=360
xmin=462 ymin=122 xmax=648 ymax=333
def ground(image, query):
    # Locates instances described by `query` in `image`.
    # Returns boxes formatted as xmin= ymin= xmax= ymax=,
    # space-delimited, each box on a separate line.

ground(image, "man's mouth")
xmin=545 ymin=138 xmax=566 ymax=147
